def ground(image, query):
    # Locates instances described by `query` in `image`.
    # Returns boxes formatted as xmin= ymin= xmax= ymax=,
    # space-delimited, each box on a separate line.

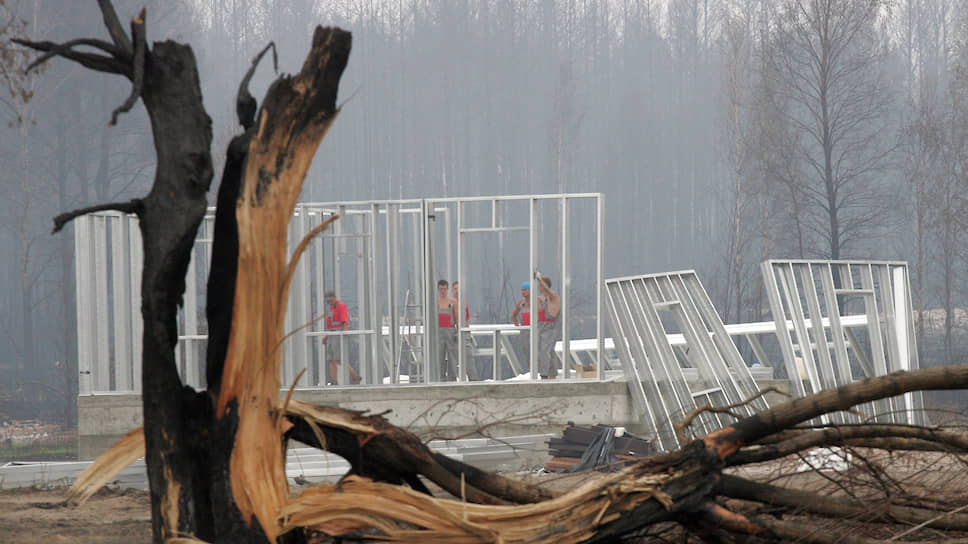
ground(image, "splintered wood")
xmin=213 ymin=27 xmax=350 ymax=541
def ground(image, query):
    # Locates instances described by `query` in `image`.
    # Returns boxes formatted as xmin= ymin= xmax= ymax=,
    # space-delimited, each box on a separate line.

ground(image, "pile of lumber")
xmin=545 ymin=423 xmax=655 ymax=472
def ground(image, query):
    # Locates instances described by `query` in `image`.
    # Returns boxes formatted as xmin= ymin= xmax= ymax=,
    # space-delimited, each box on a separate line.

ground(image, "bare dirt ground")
xmin=0 ymin=486 xmax=151 ymax=544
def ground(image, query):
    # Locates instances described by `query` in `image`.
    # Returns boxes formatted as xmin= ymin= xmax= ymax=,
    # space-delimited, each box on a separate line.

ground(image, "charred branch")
xmin=211 ymin=27 xmax=351 ymax=541
xmin=109 ymin=9 xmax=146 ymax=126
xmin=829 ymin=436 xmax=968 ymax=452
xmin=705 ymin=365 xmax=968 ymax=457
xmin=96 ymin=0 xmax=133 ymax=57
xmin=12 ymin=38 xmax=126 ymax=75
xmin=429 ymin=449 xmax=553 ymax=504
xmin=237 ymin=42 xmax=277 ymax=130
xmin=283 ymin=400 xmax=552 ymax=505
xmin=203 ymin=132 xmax=248 ymax=394
xmin=579 ymin=441 xmax=724 ymax=544
xmin=677 ymin=387 xmax=790 ymax=444
xmin=51 ymin=199 xmax=142 ymax=233
xmin=727 ymin=424 xmax=968 ymax=465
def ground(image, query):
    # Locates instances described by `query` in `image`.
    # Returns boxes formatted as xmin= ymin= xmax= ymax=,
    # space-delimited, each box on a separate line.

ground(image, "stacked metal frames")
xmin=605 ymin=271 xmax=769 ymax=451
xmin=761 ymin=260 xmax=926 ymax=426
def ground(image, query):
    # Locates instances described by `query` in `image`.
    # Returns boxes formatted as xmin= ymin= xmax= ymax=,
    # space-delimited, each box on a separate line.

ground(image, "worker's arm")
xmin=511 ymin=300 xmax=522 ymax=326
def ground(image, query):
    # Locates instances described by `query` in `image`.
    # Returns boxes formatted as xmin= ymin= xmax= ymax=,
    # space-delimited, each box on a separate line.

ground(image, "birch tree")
xmin=761 ymin=0 xmax=898 ymax=260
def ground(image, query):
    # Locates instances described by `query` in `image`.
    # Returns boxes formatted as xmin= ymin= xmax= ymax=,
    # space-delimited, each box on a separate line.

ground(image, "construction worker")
xmin=436 ymin=279 xmax=459 ymax=381
xmin=511 ymin=281 xmax=533 ymax=372
xmin=323 ymin=291 xmax=360 ymax=385
xmin=534 ymin=275 xmax=561 ymax=379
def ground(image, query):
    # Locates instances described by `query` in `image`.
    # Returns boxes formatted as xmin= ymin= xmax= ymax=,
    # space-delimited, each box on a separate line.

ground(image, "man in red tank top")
xmin=323 ymin=291 xmax=360 ymax=385
xmin=535 ymin=275 xmax=561 ymax=379
xmin=437 ymin=279 xmax=459 ymax=381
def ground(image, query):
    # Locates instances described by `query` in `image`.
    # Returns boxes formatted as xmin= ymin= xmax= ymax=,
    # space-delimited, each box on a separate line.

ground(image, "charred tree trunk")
xmin=208 ymin=29 xmax=351 ymax=543
xmin=17 ymin=5 xmax=211 ymax=538
xmin=18 ymin=4 xmax=350 ymax=542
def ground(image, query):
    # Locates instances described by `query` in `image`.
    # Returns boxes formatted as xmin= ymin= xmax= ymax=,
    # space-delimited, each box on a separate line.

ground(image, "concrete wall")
xmin=78 ymin=392 xmax=144 ymax=458
xmin=78 ymin=378 xmax=792 ymax=459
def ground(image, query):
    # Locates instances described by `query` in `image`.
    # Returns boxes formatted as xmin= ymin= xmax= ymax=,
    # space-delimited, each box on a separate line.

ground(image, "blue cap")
xmin=521 ymin=281 xmax=530 ymax=290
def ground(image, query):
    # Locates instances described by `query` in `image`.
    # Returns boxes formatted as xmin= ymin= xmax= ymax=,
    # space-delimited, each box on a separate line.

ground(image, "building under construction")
xmin=73 ymin=193 xmax=924 ymax=457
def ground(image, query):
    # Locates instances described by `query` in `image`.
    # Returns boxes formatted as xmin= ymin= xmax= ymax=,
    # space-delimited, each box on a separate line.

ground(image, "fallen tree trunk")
xmin=72 ymin=364 xmax=968 ymax=543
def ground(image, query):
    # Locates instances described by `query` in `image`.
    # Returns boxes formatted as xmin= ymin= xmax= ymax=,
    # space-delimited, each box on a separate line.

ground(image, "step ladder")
xmin=401 ymin=289 xmax=425 ymax=383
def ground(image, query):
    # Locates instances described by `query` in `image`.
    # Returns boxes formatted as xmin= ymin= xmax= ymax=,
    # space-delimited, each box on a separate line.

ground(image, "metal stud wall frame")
xmin=761 ymin=260 xmax=926 ymax=426
xmin=74 ymin=194 xmax=605 ymax=394
xmin=605 ymin=271 xmax=769 ymax=451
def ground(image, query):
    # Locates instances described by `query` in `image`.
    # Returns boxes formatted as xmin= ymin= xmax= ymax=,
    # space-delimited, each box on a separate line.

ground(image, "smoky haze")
xmin=1 ymin=0 xmax=966 ymax=426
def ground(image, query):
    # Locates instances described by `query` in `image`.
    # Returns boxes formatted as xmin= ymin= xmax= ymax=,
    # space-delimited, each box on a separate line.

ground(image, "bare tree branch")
xmin=52 ymin=199 xmax=142 ymax=233
xmin=12 ymin=39 xmax=126 ymax=75
xmin=727 ymin=424 xmax=968 ymax=465
xmin=109 ymin=9 xmax=146 ymax=126
xmin=705 ymin=365 xmax=968 ymax=457
xmin=237 ymin=42 xmax=277 ymax=129
xmin=96 ymin=0 xmax=132 ymax=57
xmin=13 ymin=38 xmax=119 ymax=70
xmin=283 ymin=400 xmax=554 ymax=506
xmin=676 ymin=386 xmax=790 ymax=445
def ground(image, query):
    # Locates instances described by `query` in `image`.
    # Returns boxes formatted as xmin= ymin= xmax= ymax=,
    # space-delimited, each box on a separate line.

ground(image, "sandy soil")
xmin=0 ymin=486 xmax=151 ymax=544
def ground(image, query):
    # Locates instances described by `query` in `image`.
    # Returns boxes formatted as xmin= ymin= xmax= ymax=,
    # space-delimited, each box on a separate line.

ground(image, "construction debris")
xmin=545 ymin=423 xmax=655 ymax=472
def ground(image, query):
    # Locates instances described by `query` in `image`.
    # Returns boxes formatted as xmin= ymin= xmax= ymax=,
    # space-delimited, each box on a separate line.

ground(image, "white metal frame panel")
xmin=761 ymin=260 xmax=926 ymax=426
xmin=75 ymin=193 xmax=604 ymax=394
xmin=605 ymin=270 xmax=768 ymax=451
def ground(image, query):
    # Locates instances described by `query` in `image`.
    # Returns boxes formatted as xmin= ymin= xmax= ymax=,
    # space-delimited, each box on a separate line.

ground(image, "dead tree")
xmin=16 ymin=2 xmax=349 ymax=542
xmin=71 ymin=363 xmax=968 ymax=543
xmin=18 ymin=3 xmax=968 ymax=544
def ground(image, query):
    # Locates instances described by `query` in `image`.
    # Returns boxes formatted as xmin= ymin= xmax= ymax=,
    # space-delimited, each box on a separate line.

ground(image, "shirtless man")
xmin=436 ymin=279 xmax=459 ymax=381
xmin=534 ymin=275 xmax=561 ymax=379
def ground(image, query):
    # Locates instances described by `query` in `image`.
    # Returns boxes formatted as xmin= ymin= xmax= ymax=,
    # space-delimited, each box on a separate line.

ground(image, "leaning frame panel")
xmin=604 ymin=270 xmax=768 ymax=451
xmin=761 ymin=259 xmax=926 ymax=426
